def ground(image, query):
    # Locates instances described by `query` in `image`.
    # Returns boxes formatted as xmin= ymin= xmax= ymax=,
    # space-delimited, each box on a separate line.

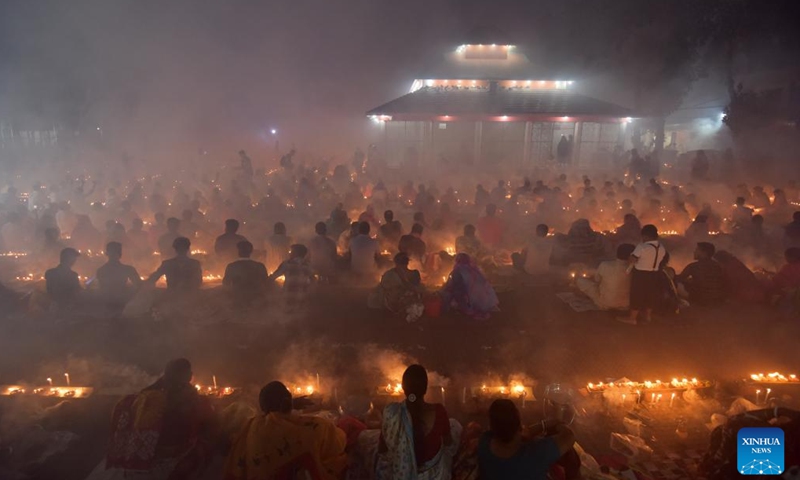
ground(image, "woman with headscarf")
xmin=713 ymin=250 xmax=767 ymax=304
xmin=563 ymin=219 xmax=606 ymax=267
xmin=377 ymin=365 xmax=460 ymax=480
xmin=441 ymin=253 xmax=499 ymax=320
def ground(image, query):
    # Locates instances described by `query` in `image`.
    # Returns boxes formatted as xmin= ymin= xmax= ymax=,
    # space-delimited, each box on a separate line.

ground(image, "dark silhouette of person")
xmin=45 ymin=247 xmax=82 ymax=308
xmin=379 ymin=210 xmax=403 ymax=250
xmin=223 ymin=240 xmax=268 ymax=304
xmin=239 ymin=150 xmax=254 ymax=178
xmin=157 ymin=217 xmax=182 ymax=256
xmin=214 ymin=219 xmax=249 ymax=263
xmin=148 ymin=237 xmax=202 ymax=292
xmin=96 ymin=242 xmax=142 ymax=308
xmin=398 ymin=223 xmax=427 ymax=265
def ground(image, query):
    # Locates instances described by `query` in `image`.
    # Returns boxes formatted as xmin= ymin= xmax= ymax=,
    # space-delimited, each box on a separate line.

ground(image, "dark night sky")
xmin=0 ymin=0 xmax=796 ymax=160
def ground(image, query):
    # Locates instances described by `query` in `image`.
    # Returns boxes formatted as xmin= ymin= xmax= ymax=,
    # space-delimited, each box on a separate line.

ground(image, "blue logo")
xmin=738 ymin=427 xmax=784 ymax=475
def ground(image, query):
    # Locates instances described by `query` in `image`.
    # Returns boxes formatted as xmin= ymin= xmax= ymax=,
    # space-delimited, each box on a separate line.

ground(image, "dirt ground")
xmin=1 ymin=277 xmax=798 ymax=479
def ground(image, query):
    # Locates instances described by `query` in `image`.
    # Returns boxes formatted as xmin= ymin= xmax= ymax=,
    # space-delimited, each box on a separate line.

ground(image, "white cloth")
xmin=350 ymin=235 xmax=379 ymax=275
xmin=632 ymin=241 xmax=666 ymax=272
xmin=523 ymin=236 xmax=553 ymax=274
xmin=576 ymin=259 xmax=630 ymax=309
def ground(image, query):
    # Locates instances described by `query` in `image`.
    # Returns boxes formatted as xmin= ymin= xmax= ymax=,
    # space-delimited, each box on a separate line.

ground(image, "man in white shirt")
xmin=349 ymin=221 xmax=379 ymax=277
xmin=617 ymin=224 xmax=669 ymax=325
xmin=577 ymin=244 xmax=635 ymax=310
xmin=522 ymin=224 xmax=553 ymax=275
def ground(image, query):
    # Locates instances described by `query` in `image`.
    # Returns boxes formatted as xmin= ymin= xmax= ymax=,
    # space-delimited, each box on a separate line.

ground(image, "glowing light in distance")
xmin=271 ymin=129 xmax=277 ymax=135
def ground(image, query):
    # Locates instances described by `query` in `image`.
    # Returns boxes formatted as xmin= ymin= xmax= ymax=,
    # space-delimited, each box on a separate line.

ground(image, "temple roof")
xmin=367 ymin=87 xmax=632 ymax=118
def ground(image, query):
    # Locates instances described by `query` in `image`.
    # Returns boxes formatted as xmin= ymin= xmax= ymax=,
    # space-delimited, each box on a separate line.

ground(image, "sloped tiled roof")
xmin=367 ymin=87 xmax=632 ymax=118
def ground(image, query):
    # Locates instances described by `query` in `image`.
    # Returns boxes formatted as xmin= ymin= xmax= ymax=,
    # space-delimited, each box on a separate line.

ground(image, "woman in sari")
xmin=370 ymin=253 xmax=425 ymax=321
xmin=223 ymin=381 xmax=347 ymax=480
xmin=713 ymin=250 xmax=767 ymax=303
xmin=103 ymin=359 xmax=217 ymax=480
xmin=377 ymin=365 xmax=460 ymax=480
xmin=441 ymin=254 xmax=499 ymax=320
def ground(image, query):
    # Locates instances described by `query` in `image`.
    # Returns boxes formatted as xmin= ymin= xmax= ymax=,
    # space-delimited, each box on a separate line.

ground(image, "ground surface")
xmin=1 ymin=276 xmax=798 ymax=479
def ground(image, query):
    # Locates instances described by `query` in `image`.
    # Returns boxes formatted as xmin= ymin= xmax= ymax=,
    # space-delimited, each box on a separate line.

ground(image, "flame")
xmin=191 ymin=249 xmax=207 ymax=255
xmin=445 ymin=246 xmax=456 ymax=256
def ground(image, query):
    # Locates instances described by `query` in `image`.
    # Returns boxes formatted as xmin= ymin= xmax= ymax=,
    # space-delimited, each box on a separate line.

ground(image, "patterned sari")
xmin=442 ymin=254 xmax=499 ymax=319
xmin=377 ymin=402 xmax=456 ymax=480
xmin=105 ymin=381 xmax=214 ymax=479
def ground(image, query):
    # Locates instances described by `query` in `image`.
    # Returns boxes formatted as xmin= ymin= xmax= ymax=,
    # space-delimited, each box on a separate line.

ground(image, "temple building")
xmin=367 ymin=41 xmax=634 ymax=168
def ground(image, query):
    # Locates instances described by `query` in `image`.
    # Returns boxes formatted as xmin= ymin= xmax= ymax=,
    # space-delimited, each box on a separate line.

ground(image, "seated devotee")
xmin=685 ymin=215 xmax=711 ymax=243
xmin=349 ymin=222 xmax=380 ymax=277
xmin=521 ymin=224 xmax=553 ymax=275
xmin=308 ymin=222 xmax=338 ymax=280
xmin=377 ymin=365 xmax=459 ymax=479
xmin=214 ymin=218 xmax=248 ymax=263
xmin=441 ymin=253 xmax=499 ymax=319
xmin=478 ymin=399 xmax=578 ymax=480
xmin=369 ymin=253 xmax=425 ymax=322
xmin=45 ymin=247 xmax=82 ymax=308
xmin=613 ymin=214 xmax=642 ymax=246
xmin=338 ymin=221 xmax=359 ymax=255
xmin=399 ymin=223 xmax=427 ymax=265
xmin=223 ymin=240 xmax=269 ymax=304
xmin=96 ymin=242 xmax=142 ymax=308
xmin=771 ymin=247 xmax=800 ymax=296
xmin=71 ymin=214 xmax=103 ymax=252
xmin=266 ymin=222 xmax=292 ymax=273
xmin=147 ymin=237 xmax=203 ymax=292
xmin=557 ymin=219 xmax=606 ymax=267
xmin=379 ymin=209 xmax=403 ymax=251
xmin=731 ymin=197 xmax=753 ymax=229
xmin=576 ymin=243 xmax=635 ymax=310
xmin=676 ymin=242 xmax=727 ymax=306
xmin=270 ymin=244 xmax=314 ymax=294
xmin=327 ymin=202 xmax=351 ymax=239
xmin=736 ymin=214 xmax=768 ymax=252
xmin=40 ymin=226 xmax=65 ymax=266
xmin=157 ymin=217 xmax=182 ymax=256
xmin=477 ymin=204 xmax=505 ymax=248
xmin=223 ymin=381 xmax=347 ymax=480
xmin=713 ymin=250 xmax=767 ymax=304
xmin=751 ymin=185 xmax=771 ymax=209
xmin=456 ymin=224 xmax=484 ymax=260
xmin=785 ymin=212 xmax=800 ymax=248
xmin=106 ymin=359 xmax=217 ymax=479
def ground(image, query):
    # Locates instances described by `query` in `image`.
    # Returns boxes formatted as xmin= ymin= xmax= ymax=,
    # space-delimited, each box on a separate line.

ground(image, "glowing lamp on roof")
xmin=561 ymin=116 xmax=569 ymax=121
xmin=271 ymin=129 xmax=277 ymax=135
xmin=501 ymin=115 xmax=509 ymax=121
xmin=624 ymin=117 xmax=632 ymax=123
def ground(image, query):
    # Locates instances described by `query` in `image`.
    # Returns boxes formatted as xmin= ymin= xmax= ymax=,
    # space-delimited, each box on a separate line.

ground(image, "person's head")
xmin=735 ymin=196 xmax=745 ymax=206
xmin=274 ymin=222 xmax=286 ymax=235
xmin=166 ymin=217 xmax=180 ymax=233
xmin=225 ymin=218 xmax=240 ymax=234
xmin=259 ymin=381 xmax=292 ymax=414
xmin=164 ymin=358 xmax=192 ymax=386
xmin=290 ymin=244 xmax=308 ymax=259
xmin=315 ymin=222 xmax=327 ymax=235
xmin=752 ymin=214 xmax=764 ymax=226
xmin=464 ymin=224 xmax=476 ymax=237
xmin=497 ymin=180 xmax=505 ymax=188
xmin=394 ymin=252 xmax=410 ymax=268
xmin=105 ymin=241 xmax=123 ymax=260
xmin=59 ymin=247 xmax=80 ymax=267
xmin=694 ymin=214 xmax=708 ymax=224
xmin=357 ymin=221 xmax=370 ymax=236
xmin=641 ymin=224 xmax=659 ymax=241
xmin=489 ymin=399 xmax=522 ymax=443
xmin=173 ymin=236 xmax=191 ymax=255
xmin=617 ymin=243 xmax=636 ymax=260
xmin=623 ymin=213 xmax=638 ymax=225
xmin=411 ymin=223 xmax=423 ymax=236
xmin=237 ymin=240 xmax=254 ymax=258
xmin=402 ymin=364 xmax=428 ymax=402
xmin=384 ymin=210 xmax=394 ymax=222
xmin=486 ymin=204 xmax=497 ymax=216
xmin=622 ymin=199 xmax=633 ymax=209
xmin=785 ymin=247 xmax=800 ymax=264
xmin=536 ymin=224 xmax=549 ymax=237
xmin=695 ymin=242 xmax=716 ymax=260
